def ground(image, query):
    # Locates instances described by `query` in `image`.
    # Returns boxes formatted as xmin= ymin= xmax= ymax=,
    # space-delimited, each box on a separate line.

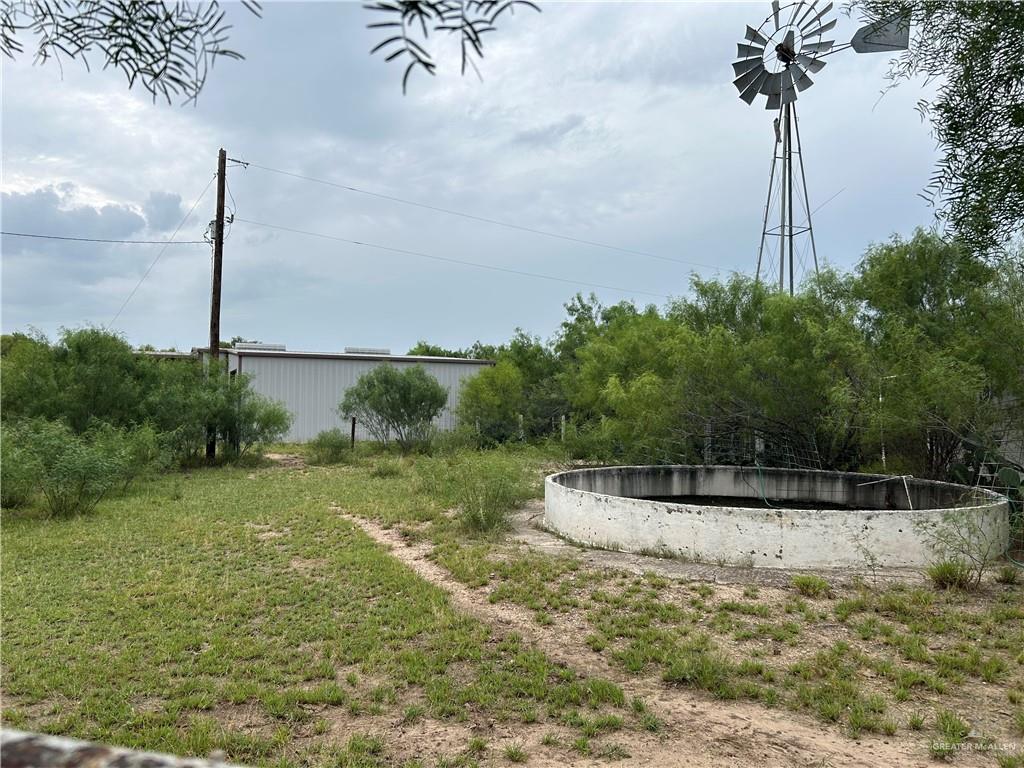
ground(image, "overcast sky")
xmin=1 ymin=1 xmax=939 ymax=353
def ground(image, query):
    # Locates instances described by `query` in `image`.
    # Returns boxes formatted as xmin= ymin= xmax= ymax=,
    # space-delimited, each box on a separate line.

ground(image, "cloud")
xmin=143 ymin=191 xmax=185 ymax=231
xmin=1 ymin=2 xmax=940 ymax=353
xmin=513 ymin=114 xmax=585 ymax=146
xmin=2 ymin=185 xmax=145 ymax=254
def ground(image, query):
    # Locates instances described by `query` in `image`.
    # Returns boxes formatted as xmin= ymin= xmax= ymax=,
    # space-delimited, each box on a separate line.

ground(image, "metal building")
xmin=222 ymin=344 xmax=492 ymax=442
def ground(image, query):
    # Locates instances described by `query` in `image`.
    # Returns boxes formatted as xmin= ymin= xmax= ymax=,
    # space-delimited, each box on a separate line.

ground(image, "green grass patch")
xmin=503 ymin=742 xmax=527 ymax=763
xmin=0 ymin=451 xmax=630 ymax=765
xmin=791 ymin=574 xmax=831 ymax=598
xmin=930 ymin=709 xmax=970 ymax=759
xmin=369 ymin=457 xmax=404 ymax=478
xmin=927 ymin=560 xmax=974 ymax=590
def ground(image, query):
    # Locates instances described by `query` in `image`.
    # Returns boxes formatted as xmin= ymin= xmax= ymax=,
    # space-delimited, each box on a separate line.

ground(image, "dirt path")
xmin=337 ymin=509 xmax=941 ymax=768
xmin=264 ymin=452 xmax=307 ymax=470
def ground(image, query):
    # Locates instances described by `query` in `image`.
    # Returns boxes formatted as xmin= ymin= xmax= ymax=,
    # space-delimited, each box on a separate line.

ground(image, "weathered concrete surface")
xmin=512 ymin=501 xmax=922 ymax=586
xmin=545 ymin=466 xmax=1009 ymax=569
xmin=0 ymin=730 xmax=245 ymax=768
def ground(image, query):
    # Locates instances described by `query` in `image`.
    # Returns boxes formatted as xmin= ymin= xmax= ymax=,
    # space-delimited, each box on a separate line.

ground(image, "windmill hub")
xmin=775 ymin=41 xmax=797 ymax=65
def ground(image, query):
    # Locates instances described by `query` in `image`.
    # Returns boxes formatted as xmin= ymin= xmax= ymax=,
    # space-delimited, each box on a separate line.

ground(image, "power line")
xmin=233 ymin=217 xmax=671 ymax=300
xmin=1 ymin=231 xmax=206 ymax=245
xmin=234 ymin=159 xmax=730 ymax=273
xmin=108 ymin=174 xmax=217 ymax=328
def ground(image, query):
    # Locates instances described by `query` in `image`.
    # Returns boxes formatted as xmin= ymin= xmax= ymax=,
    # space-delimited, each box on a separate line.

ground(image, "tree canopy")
xmin=442 ymin=231 xmax=1024 ymax=478
xmin=854 ymin=1 xmax=1024 ymax=259
xmin=1 ymin=327 xmax=292 ymax=463
xmin=339 ymin=364 xmax=448 ymax=452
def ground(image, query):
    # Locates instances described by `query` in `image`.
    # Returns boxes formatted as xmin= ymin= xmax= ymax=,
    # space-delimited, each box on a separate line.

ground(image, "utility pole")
xmin=206 ymin=147 xmax=227 ymax=463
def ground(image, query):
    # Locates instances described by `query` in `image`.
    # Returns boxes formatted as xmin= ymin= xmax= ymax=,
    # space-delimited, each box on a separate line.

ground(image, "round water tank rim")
xmin=545 ymin=465 xmax=1008 ymax=510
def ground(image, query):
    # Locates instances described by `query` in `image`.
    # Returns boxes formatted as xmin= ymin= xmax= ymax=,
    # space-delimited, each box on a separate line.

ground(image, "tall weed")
xmin=308 ymin=428 xmax=350 ymax=465
xmin=417 ymin=451 xmax=535 ymax=533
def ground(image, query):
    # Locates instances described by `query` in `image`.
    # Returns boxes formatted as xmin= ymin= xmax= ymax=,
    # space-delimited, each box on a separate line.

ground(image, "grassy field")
xmin=2 ymin=446 xmax=1023 ymax=766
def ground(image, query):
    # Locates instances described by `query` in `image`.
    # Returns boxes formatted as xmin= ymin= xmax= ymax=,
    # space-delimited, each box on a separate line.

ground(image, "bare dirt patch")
xmin=302 ymin=705 xmax=657 ymax=768
xmin=265 ymin=453 xmax=307 ymax=470
xmin=245 ymin=522 xmax=291 ymax=541
xmin=290 ymin=557 xmax=327 ymax=575
xmin=210 ymin=702 xmax=280 ymax=739
xmin=338 ymin=510 xmax=950 ymax=768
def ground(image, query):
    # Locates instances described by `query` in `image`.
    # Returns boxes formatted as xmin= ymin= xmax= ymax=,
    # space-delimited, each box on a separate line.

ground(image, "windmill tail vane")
xmin=731 ymin=1 xmax=909 ymax=294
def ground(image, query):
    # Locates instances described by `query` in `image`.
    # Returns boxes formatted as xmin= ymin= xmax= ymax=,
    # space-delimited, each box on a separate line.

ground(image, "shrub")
xmin=370 ymin=458 xmax=403 ymax=479
xmin=340 ymin=365 xmax=447 ymax=453
xmin=25 ymin=420 xmax=128 ymax=517
xmin=791 ymin=575 xmax=832 ymax=598
xmin=87 ymin=422 xmax=168 ymax=490
xmin=142 ymin=356 xmax=209 ymax=462
xmin=308 ymin=428 xmax=350 ymax=465
xmin=427 ymin=425 xmax=478 ymax=456
xmin=234 ymin=393 xmax=292 ymax=457
xmin=927 ymin=560 xmax=974 ymax=590
xmin=456 ymin=472 xmax=526 ymax=532
xmin=52 ymin=328 xmax=150 ymax=432
xmin=208 ymin=371 xmax=292 ymax=459
xmin=414 ymin=453 xmax=525 ymax=531
xmin=915 ymin=507 xmax=1004 ymax=589
xmin=419 ymin=453 xmax=534 ymax=533
xmin=995 ymin=565 xmax=1021 ymax=585
xmin=1 ymin=329 xmax=290 ymax=466
xmin=0 ymin=330 xmax=58 ymax=422
xmin=0 ymin=422 xmax=42 ymax=508
xmin=457 ymin=360 xmax=527 ymax=445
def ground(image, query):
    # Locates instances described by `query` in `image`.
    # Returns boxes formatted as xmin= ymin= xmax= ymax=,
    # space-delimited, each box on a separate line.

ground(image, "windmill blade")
xmin=737 ymin=42 xmax=765 ymax=59
xmin=732 ymin=56 xmax=763 ymax=77
xmin=800 ymin=2 xmax=833 ymax=32
xmin=739 ymin=70 xmax=770 ymax=104
xmin=744 ymin=25 xmax=769 ymax=45
xmin=791 ymin=64 xmax=814 ymax=91
xmin=802 ymin=17 xmax=837 ymax=38
xmin=783 ymin=29 xmax=796 ymax=51
xmin=796 ymin=54 xmax=826 ymax=73
xmin=766 ymin=91 xmax=782 ymax=110
xmin=734 ymin=64 xmax=767 ymax=93
xmin=759 ymin=71 xmax=784 ymax=95
xmin=780 ymin=85 xmax=798 ymax=105
xmin=795 ymin=0 xmax=819 ymax=29
xmin=800 ymin=40 xmax=834 ymax=54
xmin=772 ymin=0 xmax=781 ymax=31
xmin=785 ymin=0 xmax=803 ymax=31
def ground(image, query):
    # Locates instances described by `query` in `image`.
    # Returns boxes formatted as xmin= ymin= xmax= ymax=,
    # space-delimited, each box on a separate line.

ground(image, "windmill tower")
xmin=732 ymin=2 xmax=910 ymax=294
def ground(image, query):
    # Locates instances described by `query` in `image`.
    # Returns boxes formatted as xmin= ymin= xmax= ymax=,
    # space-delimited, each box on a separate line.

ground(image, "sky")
xmin=1 ymin=1 xmax=940 ymax=354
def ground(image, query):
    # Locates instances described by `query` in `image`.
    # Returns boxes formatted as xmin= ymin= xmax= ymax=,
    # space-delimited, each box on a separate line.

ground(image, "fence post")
xmin=350 ymin=417 xmax=356 ymax=449
xmin=561 ymin=414 xmax=566 ymax=442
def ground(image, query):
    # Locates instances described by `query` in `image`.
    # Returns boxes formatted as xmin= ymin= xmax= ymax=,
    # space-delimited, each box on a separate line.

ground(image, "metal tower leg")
xmin=756 ymin=108 xmax=783 ymax=285
xmin=784 ymin=102 xmax=795 ymax=294
xmin=791 ymin=103 xmax=819 ymax=279
xmin=779 ymin=104 xmax=788 ymax=292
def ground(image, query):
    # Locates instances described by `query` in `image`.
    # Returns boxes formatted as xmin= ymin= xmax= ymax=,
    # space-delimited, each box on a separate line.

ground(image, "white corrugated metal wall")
xmin=226 ymin=353 xmax=490 ymax=442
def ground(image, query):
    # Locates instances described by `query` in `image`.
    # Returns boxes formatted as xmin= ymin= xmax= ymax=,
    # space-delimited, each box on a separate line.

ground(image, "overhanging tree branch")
xmin=851 ymin=1 xmax=1024 ymax=260
xmin=0 ymin=0 xmax=538 ymax=101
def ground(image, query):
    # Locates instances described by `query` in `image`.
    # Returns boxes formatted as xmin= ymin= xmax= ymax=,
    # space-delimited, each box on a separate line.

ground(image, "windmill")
xmin=732 ymin=1 xmax=909 ymax=293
